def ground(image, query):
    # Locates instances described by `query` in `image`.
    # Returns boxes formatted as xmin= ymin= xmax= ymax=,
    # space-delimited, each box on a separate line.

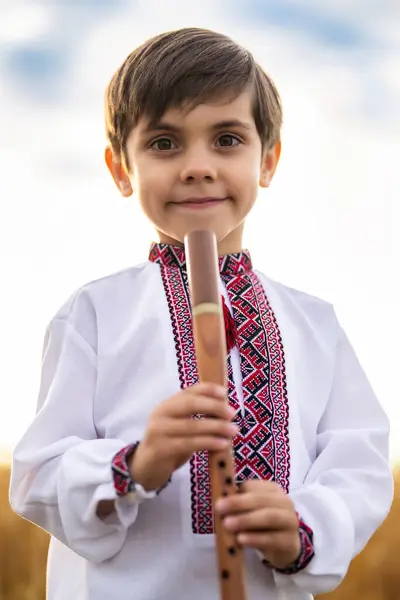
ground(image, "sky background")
xmin=0 ymin=1 xmax=398 ymax=460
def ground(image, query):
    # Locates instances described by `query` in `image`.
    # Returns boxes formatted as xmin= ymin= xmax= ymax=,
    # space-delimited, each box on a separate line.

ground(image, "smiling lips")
xmin=175 ymin=197 xmax=228 ymax=209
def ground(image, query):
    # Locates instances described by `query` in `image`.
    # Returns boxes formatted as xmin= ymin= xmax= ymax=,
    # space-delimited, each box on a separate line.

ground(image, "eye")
xmin=150 ymin=138 xmax=176 ymax=151
xmin=217 ymin=134 xmax=242 ymax=147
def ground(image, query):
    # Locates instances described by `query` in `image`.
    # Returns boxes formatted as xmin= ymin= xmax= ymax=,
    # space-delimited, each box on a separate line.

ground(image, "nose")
xmin=179 ymin=151 xmax=217 ymax=183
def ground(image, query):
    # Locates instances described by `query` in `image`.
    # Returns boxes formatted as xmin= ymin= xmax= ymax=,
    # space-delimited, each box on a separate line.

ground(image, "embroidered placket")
xmin=149 ymin=243 xmax=290 ymax=535
xmin=221 ymin=270 xmax=290 ymax=489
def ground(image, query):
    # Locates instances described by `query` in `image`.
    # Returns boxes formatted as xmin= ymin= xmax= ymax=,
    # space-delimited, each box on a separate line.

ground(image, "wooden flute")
xmin=185 ymin=230 xmax=247 ymax=600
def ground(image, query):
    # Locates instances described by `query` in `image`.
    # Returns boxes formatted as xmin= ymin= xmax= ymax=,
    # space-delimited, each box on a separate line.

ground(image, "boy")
xmin=9 ymin=28 xmax=393 ymax=600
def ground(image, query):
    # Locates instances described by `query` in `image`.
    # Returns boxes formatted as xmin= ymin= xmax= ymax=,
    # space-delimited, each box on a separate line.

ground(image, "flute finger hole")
xmin=221 ymin=570 xmax=230 ymax=579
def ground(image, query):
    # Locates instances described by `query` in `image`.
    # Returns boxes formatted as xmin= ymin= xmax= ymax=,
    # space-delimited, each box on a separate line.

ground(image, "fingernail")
xmin=217 ymin=439 xmax=230 ymax=448
xmin=216 ymin=499 xmax=228 ymax=513
xmin=224 ymin=517 xmax=236 ymax=529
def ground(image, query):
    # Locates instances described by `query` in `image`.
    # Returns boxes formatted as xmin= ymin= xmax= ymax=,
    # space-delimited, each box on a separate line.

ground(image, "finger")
xmin=216 ymin=488 xmax=284 ymax=515
xmin=172 ymin=435 xmax=233 ymax=455
xmin=240 ymin=479 xmax=282 ymax=494
xmin=237 ymin=530 xmax=301 ymax=566
xmin=190 ymin=382 xmax=227 ymax=399
xmin=236 ymin=531 xmax=287 ymax=550
xmin=165 ymin=394 xmax=235 ymax=421
xmin=222 ymin=508 xmax=297 ymax=534
xmin=216 ymin=493 xmax=265 ymax=515
xmin=163 ymin=417 xmax=239 ymax=440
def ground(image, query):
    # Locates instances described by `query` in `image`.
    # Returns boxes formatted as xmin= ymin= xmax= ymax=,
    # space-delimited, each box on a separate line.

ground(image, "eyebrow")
xmin=142 ymin=119 xmax=254 ymax=134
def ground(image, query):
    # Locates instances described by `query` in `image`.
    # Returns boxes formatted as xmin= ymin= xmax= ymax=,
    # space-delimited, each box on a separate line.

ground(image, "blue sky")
xmin=241 ymin=1 xmax=372 ymax=49
xmin=1 ymin=1 xmax=397 ymax=105
xmin=0 ymin=0 xmax=397 ymax=144
xmin=0 ymin=1 xmax=398 ymax=133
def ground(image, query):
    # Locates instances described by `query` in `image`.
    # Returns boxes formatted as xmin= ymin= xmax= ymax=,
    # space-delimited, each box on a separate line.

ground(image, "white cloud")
xmin=0 ymin=2 xmax=51 ymax=45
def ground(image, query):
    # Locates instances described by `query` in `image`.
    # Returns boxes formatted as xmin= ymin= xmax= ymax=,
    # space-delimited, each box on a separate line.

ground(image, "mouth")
xmin=173 ymin=197 xmax=228 ymax=209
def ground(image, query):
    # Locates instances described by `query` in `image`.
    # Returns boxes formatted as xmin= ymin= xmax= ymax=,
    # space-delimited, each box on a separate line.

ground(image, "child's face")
xmin=107 ymin=89 xmax=280 ymax=254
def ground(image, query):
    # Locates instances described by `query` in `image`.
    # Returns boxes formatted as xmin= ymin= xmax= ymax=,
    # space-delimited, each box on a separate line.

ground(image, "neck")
xmin=155 ymin=225 xmax=245 ymax=256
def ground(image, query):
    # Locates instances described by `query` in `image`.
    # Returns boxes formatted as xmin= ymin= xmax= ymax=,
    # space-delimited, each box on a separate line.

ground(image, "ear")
xmin=105 ymin=146 xmax=133 ymax=197
xmin=259 ymin=141 xmax=281 ymax=188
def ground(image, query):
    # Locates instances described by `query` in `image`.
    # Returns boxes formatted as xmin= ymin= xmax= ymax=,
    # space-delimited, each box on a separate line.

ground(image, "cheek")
xmin=230 ymin=160 xmax=260 ymax=196
xmin=134 ymin=164 xmax=152 ymax=192
xmin=136 ymin=158 xmax=174 ymax=190
xmin=134 ymin=168 xmax=174 ymax=223
xmin=135 ymin=171 xmax=162 ymax=203
xmin=232 ymin=151 xmax=261 ymax=180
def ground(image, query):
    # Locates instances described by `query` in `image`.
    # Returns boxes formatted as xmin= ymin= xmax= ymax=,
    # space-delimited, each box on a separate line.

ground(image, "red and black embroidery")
xmin=153 ymin=249 xmax=212 ymax=532
xmin=158 ymin=260 xmax=197 ymax=391
xmin=263 ymin=515 xmax=315 ymax=574
xmin=150 ymin=242 xmax=251 ymax=276
xmin=112 ymin=442 xmax=140 ymax=496
xmin=222 ymin=271 xmax=290 ymax=489
xmin=149 ymin=243 xmax=290 ymax=534
xmin=112 ymin=442 xmax=171 ymax=497
xmin=149 ymin=243 xmax=187 ymax=269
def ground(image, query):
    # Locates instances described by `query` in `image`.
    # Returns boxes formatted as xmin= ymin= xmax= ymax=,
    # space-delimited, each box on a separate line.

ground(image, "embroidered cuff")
xmin=262 ymin=516 xmax=315 ymax=575
xmin=112 ymin=442 xmax=171 ymax=500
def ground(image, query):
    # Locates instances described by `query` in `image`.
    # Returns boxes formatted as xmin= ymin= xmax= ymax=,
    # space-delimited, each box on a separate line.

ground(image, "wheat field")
xmin=1 ymin=464 xmax=399 ymax=600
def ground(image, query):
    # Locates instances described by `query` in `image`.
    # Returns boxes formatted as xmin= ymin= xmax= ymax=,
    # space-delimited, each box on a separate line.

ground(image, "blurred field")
xmin=1 ymin=463 xmax=399 ymax=600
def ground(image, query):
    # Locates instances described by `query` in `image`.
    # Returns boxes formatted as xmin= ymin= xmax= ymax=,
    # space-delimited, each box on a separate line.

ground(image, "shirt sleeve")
xmin=273 ymin=326 xmax=393 ymax=596
xmin=9 ymin=292 xmax=152 ymax=563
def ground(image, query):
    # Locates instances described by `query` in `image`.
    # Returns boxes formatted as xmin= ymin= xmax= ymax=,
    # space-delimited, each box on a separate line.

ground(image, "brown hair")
xmin=105 ymin=27 xmax=283 ymax=170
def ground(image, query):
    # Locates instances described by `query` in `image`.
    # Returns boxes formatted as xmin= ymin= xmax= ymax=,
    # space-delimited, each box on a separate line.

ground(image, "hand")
xmin=129 ymin=383 xmax=238 ymax=491
xmin=216 ymin=480 xmax=301 ymax=570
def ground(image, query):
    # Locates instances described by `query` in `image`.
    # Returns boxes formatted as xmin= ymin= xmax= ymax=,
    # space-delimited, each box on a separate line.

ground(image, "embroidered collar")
xmin=149 ymin=242 xmax=253 ymax=276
